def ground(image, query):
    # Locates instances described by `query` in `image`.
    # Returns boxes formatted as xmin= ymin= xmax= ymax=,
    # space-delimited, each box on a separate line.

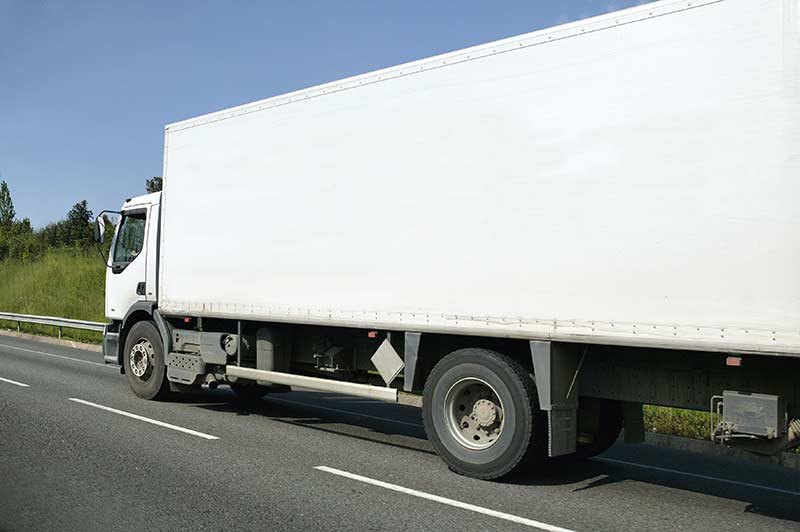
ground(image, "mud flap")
xmin=530 ymin=341 xmax=582 ymax=457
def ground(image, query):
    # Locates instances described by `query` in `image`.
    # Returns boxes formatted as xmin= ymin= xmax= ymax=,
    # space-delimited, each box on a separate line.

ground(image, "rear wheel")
xmin=124 ymin=320 xmax=170 ymax=400
xmin=574 ymin=398 xmax=623 ymax=459
xmin=422 ymin=348 xmax=546 ymax=480
xmin=229 ymin=380 xmax=272 ymax=400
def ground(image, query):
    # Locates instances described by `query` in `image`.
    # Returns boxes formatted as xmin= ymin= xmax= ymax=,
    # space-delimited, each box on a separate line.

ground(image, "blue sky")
xmin=1 ymin=0 xmax=649 ymax=227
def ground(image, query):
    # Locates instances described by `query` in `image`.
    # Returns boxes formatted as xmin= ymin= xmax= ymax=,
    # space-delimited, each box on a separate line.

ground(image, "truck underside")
xmin=103 ymin=308 xmax=800 ymax=480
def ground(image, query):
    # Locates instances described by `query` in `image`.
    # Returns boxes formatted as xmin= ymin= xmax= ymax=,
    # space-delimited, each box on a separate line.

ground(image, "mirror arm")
xmin=96 ymin=247 xmax=113 ymax=269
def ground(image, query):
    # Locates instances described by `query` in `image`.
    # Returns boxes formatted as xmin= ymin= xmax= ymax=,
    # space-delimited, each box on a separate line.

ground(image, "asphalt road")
xmin=1 ymin=334 xmax=799 ymax=532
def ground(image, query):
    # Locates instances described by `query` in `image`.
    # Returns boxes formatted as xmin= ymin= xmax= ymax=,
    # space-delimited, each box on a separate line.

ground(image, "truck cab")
xmin=104 ymin=192 xmax=160 ymax=320
xmin=99 ymin=192 xmax=161 ymax=366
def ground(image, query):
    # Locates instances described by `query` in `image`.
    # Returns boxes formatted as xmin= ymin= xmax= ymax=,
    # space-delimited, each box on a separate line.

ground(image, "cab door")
xmin=105 ymin=208 xmax=148 ymax=320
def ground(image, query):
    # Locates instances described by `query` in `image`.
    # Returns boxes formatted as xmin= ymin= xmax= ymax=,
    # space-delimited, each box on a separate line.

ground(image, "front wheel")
xmin=124 ymin=320 xmax=170 ymax=400
xmin=422 ymin=348 xmax=546 ymax=480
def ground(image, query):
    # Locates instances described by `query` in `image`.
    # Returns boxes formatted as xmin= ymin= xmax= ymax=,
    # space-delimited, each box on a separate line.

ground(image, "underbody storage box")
xmin=722 ymin=391 xmax=785 ymax=439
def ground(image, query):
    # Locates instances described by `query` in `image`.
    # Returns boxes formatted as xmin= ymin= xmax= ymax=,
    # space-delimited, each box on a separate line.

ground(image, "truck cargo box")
xmin=159 ymin=0 xmax=800 ymax=356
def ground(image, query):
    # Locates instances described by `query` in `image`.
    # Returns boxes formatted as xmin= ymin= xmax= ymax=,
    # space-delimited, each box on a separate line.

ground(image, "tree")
xmin=5 ymin=218 xmax=41 ymax=261
xmin=65 ymin=200 xmax=94 ymax=248
xmin=0 ymin=180 xmax=15 ymax=227
xmin=146 ymin=176 xmax=163 ymax=193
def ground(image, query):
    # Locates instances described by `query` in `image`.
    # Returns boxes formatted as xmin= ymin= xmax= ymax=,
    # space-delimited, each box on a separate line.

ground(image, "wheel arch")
xmin=117 ymin=302 xmax=171 ymax=372
xmin=407 ymin=333 xmax=532 ymax=393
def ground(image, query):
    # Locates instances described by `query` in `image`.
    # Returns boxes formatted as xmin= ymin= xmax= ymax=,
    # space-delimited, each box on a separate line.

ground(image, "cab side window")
xmin=113 ymin=213 xmax=146 ymax=265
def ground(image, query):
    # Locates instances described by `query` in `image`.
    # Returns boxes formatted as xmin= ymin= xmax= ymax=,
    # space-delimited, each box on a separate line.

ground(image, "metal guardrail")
xmin=0 ymin=312 xmax=105 ymax=338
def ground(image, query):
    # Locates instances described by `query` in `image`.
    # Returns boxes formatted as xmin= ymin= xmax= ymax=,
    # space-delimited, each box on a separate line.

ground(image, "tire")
xmin=422 ymin=348 xmax=546 ymax=480
xmin=573 ymin=398 xmax=623 ymax=459
xmin=229 ymin=380 xmax=272 ymax=400
xmin=123 ymin=320 xmax=170 ymax=400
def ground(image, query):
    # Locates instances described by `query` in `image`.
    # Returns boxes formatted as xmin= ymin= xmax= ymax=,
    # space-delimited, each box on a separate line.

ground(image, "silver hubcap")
xmin=129 ymin=338 xmax=155 ymax=380
xmin=445 ymin=378 xmax=504 ymax=450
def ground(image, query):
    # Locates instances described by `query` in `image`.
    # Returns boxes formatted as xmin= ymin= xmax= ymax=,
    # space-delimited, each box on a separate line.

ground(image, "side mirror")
xmin=94 ymin=216 xmax=105 ymax=244
xmin=94 ymin=211 xmax=121 ymax=245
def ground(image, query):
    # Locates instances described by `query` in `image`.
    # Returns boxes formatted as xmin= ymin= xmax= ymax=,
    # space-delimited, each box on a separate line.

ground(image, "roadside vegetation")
xmin=644 ymin=405 xmax=710 ymax=440
xmin=0 ymin=178 xmax=163 ymax=341
xmin=0 ymin=249 xmax=105 ymax=342
xmin=0 ymin=179 xmax=113 ymax=342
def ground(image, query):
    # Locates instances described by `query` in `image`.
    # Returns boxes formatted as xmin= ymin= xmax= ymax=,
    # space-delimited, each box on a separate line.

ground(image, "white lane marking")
xmin=595 ymin=457 xmax=800 ymax=496
xmin=0 ymin=376 xmax=30 ymax=387
xmin=68 ymin=398 xmax=219 ymax=440
xmin=315 ymin=466 xmax=575 ymax=532
xmin=268 ymin=396 xmax=424 ymax=429
xmin=0 ymin=343 xmax=115 ymax=368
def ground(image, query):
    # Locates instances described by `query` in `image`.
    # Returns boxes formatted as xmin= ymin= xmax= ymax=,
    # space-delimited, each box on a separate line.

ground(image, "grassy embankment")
xmin=0 ymin=251 xmax=795 ymax=450
xmin=0 ymin=249 xmax=105 ymax=343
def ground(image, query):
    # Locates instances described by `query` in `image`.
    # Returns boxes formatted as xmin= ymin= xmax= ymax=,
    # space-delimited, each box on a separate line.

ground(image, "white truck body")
xmin=159 ymin=0 xmax=800 ymax=356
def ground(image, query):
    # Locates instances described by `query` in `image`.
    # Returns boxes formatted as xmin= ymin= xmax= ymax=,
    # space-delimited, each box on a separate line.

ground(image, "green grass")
xmin=0 ymin=249 xmax=105 ymax=343
xmin=644 ymin=405 xmax=711 ymax=440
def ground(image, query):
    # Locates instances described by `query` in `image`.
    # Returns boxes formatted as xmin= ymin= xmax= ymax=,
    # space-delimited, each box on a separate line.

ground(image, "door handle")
xmin=136 ymin=282 xmax=146 ymax=296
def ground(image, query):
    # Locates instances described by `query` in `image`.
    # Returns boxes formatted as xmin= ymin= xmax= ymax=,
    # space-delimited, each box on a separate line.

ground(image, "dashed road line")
xmin=69 ymin=398 xmax=219 ymax=440
xmin=0 ymin=376 xmax=30 ymax=387
xmin=315 ymin=466 xmax=575 ymax=532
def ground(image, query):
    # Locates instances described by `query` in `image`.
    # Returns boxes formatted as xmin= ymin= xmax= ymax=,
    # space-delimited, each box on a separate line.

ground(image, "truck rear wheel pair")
xmin=422 ymin=348 xmax=622 ymax=479
xmin=229 ymin=381 xmax=272 ymax=400
xmin=574 ymin=397 xmax=623 ymax=459
xmin=422 ymin=349 xmax=546 ymax=480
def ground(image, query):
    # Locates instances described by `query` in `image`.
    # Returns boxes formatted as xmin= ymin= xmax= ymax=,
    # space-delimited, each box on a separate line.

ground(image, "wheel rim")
xmin=129 ymin=338 xmax=155 ymax=381
xmin=444 ymin=377 xmax=505 ymax=450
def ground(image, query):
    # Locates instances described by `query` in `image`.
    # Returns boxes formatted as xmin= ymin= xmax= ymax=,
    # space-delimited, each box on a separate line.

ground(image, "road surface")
xmin=1 ymin=334 xmax=798 ymax=531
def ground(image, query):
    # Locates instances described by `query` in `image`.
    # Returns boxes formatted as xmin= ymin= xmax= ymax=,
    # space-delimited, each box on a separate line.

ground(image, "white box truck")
xmin=96 ymin=0 xmax=800 ymax=479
